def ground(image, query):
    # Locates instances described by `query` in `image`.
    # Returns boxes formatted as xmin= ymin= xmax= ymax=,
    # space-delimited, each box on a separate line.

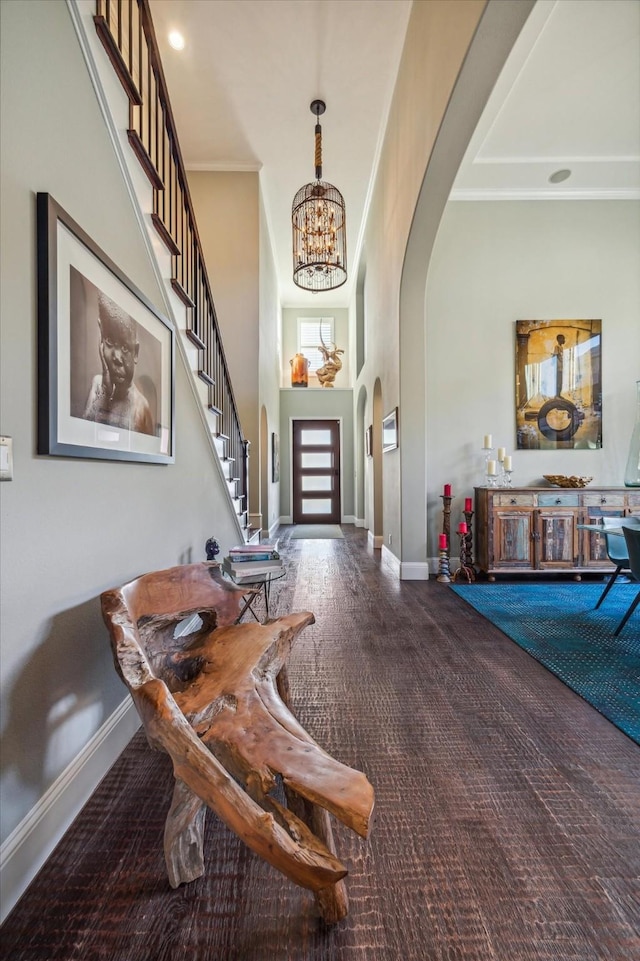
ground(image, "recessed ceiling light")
xmin=549 ymin=169 xmax=572 ymax=184
xmin=168 ymin=30 xmax=185 ymax=51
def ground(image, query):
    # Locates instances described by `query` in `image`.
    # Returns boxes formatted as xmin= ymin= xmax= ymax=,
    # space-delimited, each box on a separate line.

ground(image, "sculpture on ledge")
xmin=316 ymin=328 xmax=344 ymax=388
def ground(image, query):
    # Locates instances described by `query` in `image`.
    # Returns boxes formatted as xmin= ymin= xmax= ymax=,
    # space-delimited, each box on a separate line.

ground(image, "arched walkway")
xmin=398 ymin=0 xmax=535 ymax=574
xmin=356 ymin=385 xmax=367 ymax=528
xmin=371 ymin=378 xmax=383 ymax=548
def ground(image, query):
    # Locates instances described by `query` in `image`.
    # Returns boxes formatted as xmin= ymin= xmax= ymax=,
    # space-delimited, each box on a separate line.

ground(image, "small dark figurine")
xmin=205 ymin=537 xmax=220 ymax=561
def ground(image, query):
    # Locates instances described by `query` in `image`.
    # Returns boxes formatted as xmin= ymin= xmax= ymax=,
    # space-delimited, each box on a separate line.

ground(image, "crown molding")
xmin=185 ymin=161 xmax=262 ymax=172
xmin=472 ymin=154 xmax=640 ymax=165
xmin=449 ymin=187 xmax=640 ymax=202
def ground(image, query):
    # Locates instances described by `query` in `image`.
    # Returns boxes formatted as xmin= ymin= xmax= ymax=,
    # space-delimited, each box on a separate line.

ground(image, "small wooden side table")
xmin=224 ymin=567 xmax=287 ymax=622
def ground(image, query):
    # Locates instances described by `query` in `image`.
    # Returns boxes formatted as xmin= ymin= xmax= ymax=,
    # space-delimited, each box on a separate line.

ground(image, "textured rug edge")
xmin=450 ymin=583 xmax=640 ymax=746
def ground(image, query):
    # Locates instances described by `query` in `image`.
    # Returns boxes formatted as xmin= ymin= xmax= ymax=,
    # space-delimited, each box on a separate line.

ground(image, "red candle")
xmin=438 ymin=534 xmax=447 ymax=550
xmin=458 ymin=522 xmax=468 ymax=534
xmin=444 ymin=484 xmax=452 ymax=497
xmin=464 ymin=497 xmax=473 ymax=512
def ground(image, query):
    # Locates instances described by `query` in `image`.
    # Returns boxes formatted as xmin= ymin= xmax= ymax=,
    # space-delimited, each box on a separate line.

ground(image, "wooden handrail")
xmin=94 ymin=0 xmax=250 ymax=524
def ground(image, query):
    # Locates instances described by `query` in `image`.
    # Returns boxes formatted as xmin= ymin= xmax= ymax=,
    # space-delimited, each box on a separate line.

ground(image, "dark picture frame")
xmin=365 ymin=424 xmax=373 ymax=457
xmin=37 ymin=193 xmax=175 ymax=464
xmin=515 ymin=319 xmax=602 ymax=450
xmin=272 ymin=432 xmax=280 ymax=482
xmin=382 ymin=408 xmax=398 ymax=452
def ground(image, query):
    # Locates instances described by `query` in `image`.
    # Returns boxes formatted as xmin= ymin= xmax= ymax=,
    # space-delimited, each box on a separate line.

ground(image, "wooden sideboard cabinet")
xmin=474 ymin=486 xmax=640 ymax=579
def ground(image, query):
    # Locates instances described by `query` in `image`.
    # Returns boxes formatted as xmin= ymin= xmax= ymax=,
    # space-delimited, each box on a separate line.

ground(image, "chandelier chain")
xmin=291 ymin=100 xmax=347 ymax=292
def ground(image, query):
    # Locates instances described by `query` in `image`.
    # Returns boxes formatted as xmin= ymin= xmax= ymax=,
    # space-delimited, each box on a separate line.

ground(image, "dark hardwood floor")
xmin=2 ymin=525 xmax=639 ymax=960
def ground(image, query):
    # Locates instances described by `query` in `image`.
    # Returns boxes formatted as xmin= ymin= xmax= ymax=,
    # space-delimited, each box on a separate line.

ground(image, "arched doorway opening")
xmin=398 ymin=0 xmax=534 ymax=574
xmin=371 ymin=378 xmax=383 ymax=548
xmin=356 ymin=385 xmax=367 ymax=528
xmin=259 ymin=405 xmax=268 ymax=538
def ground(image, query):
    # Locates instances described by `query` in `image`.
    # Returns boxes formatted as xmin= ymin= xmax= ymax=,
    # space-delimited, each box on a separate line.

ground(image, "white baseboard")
xmin=0 ymin=697 xmax=140 ymax=923
xmin=400 ymin=561 xmax=431 ymax=580
xmin=381 ymin=544 xmax=401 ymax=576
xmin=341 ymin=515 xmax=356 ymax=525
xmin=354 ymin=517 xmax=366 ymax=528
xmin=279 ymin=515 xmax=292 ymax=525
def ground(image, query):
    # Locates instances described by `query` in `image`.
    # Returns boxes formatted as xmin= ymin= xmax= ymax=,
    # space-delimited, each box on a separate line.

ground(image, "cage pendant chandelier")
xmin=292 ymin=100 xmax=347 ymax=292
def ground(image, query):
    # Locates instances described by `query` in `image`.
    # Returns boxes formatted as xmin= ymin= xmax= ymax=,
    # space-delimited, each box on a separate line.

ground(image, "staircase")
xmin=84 ymin=0 xmax=258 ymax=541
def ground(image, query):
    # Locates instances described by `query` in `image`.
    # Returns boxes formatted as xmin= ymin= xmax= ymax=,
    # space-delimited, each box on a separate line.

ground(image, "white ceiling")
xmin=149 ymin=0 xmax=412 ymax=308
xmin=149 ymin=0 xmax=640 ymax=310
xmin=451 ymin=0 xmax=640 ymax=202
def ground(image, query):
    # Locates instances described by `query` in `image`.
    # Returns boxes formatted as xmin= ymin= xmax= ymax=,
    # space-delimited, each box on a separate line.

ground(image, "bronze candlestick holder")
xmin=437 ymin=494 xmax=452 ymax=583
xmin=437 ymin=541 xmax=451 ymax=583
xmin=452 ymin=531 xmax=475 ymax=583
xmin=463 ymin=509 xmax=475 ymax=572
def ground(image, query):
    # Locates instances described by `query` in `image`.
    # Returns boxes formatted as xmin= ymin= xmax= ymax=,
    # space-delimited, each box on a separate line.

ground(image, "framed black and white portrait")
xmin=37 ymin=193 xmax=175 ymax=464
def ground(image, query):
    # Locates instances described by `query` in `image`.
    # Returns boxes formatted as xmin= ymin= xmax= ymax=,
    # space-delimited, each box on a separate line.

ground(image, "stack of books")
xmin=222 ymin=542 xmax=283 ymax=581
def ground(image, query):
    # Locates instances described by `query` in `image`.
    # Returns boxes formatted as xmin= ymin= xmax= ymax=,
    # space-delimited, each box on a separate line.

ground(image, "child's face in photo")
xmin=100 ymin=313 xmax=139 ymax=388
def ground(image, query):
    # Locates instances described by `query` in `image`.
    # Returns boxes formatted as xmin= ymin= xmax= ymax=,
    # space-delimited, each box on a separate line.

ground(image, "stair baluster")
xmin=94 ymin=0 xmax=254 ymax=539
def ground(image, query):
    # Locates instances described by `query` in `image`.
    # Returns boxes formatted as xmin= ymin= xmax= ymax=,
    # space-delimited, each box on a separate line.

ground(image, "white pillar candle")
xmin=483 ymin=434 xmax=492 ymax=449
xmin=497 ymin=447 xmax=506 ymax=462
xmin=503 ymin=455 xmax=512 ymax=471
xmin=487 ymin=460 xmax=497 ymax=475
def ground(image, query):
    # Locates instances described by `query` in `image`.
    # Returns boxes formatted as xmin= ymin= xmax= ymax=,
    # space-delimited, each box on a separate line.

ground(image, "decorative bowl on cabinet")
xmin=543 ymin=474 xmax=593 ymax=489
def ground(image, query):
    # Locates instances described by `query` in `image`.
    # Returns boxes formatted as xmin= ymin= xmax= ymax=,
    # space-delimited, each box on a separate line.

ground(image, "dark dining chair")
xmin=595 ymin=516 xmax=640 ymax=610
xmin=613 ymin=525 xmax=640 ymax=636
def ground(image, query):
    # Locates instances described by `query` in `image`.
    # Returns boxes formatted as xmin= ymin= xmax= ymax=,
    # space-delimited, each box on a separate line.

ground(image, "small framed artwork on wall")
xmin=365 ymin=425 xmax=373 ymax=457
xmin=272 ymin=432 xmax=280 ymax=482
xmin=382 ymin=408 xmax=398 ymax=452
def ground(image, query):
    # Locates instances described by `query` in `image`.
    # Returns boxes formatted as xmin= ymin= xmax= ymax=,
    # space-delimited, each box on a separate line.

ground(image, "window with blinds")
xmin=297 ymin=318 xmax=334 ymax=373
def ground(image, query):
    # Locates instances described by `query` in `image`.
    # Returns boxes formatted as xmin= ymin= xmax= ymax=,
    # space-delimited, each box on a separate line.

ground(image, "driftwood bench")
xmin=101 ymin=562 xmax=374 ymax=922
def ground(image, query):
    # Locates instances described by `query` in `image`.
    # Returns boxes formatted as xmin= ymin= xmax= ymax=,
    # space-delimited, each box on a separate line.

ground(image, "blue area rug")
xmin=451 ymin=582 xmax=640 ymax=745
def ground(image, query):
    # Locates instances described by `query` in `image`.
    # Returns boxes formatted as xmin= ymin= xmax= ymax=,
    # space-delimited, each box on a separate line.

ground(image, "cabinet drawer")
xmin=493 ymin=493 xmax=535 ymax=507
xmin=582 ymin=493 xmax=625 ymax=508
xmin=538 ymin=493 xmax=580 ymax=507
xmin=627 ymin=492 xmax=640 ymax=507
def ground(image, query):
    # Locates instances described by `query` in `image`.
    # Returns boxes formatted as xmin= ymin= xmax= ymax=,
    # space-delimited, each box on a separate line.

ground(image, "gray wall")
xmin=353 ymin=0 xmax=488 ymax=565
xmin=188 ymin=171 xmax=261 ymax=518
xmin=279 ymin=390 xmax=355 ymax=522
xmin=425 ymin=199 xmax=640 ymax=559
xmin=189 ymin=172 xmax=282 ymax=536
xmin=0 ymin=0 xmax=240 ymax=913
xmin=259 ymin=192 xmax=284 ymax=535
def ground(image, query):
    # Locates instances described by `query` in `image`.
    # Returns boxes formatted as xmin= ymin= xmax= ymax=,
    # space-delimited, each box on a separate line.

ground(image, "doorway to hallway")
xmin=292 ymin=419 xmax=341 ymax=524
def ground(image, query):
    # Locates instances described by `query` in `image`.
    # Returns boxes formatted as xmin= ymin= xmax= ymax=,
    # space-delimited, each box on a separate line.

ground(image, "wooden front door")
xmin=292 ymin=419 xmax=341 ymax=524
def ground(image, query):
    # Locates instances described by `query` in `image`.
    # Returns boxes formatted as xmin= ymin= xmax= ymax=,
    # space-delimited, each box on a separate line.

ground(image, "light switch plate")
xmin=0 ymin=436 xmax=13 ymax=480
